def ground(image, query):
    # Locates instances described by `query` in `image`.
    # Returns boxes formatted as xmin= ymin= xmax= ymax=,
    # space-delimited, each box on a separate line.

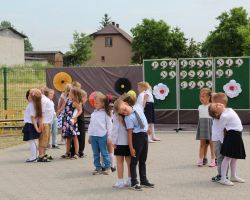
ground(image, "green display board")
xmin=214 ymin=57 xmax=250 ymax=109
xmin=179 ymin=58 xmax=213 ymax=109
xmin=143 ymin=59 xmax=177 ymax=109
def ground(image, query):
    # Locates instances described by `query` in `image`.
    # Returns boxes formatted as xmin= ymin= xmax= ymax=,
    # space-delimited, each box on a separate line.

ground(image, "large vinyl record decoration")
xmin=114 ymin=78 xmax=132 ymax=94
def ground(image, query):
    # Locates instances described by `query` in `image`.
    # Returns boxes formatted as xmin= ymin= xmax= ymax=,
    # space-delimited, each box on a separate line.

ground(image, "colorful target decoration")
xmin=223 ymin=80 xmax=242 ymax=98
xmin=153 ymin=83 xmax=169 ymax=100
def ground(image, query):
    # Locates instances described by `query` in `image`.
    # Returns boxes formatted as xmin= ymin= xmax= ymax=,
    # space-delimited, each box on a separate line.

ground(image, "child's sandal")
xmin=61 ymin=153 xmax=70 ymax=159
xmin=71 ymin=154 xmax=79 ymax=160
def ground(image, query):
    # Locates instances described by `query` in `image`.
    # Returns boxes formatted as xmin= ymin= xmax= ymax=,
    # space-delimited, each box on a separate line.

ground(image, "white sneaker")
xmin=148 ymin=138 xmax=156 ymax=143
xmin=230 ymin=176 xmax=245 ymax=183
xmin=124 ymin=179 xmax=131 ymax=187
xmin=219 ymin=179 xmax=234 ymax=186
xmin=113 ymin=181 xmax=125 ymax=189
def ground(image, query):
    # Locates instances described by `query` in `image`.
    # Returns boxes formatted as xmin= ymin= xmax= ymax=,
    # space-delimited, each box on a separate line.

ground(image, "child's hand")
xmin=130 ymin=147 xmax=136 ymax=157
xmin=113 ymin=144 xmax=117 ymax=149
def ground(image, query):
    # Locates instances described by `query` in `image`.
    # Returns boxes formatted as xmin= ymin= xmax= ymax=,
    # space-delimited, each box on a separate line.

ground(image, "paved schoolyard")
xmin=0 ymin=131 xmax=249 ymax=200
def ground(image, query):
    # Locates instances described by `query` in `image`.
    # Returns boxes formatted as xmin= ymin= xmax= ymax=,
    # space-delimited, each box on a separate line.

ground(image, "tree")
xmin=0 ymin=20 xmax=34 ymax=51
xmin=66 ymin=31 xmax=93 ymax=66
xmin=185 ymin=38 xmax=202 ymax=58
xmin=167 ymin=27 xmax=188 ymax=58
xmin=238 ymin=21 xmax=250 ymax=55
xmin=131 ymin=19 xmax=172 ymax=63
xmin=202 ymin=7 xmax=249 ymax=57
xmin=99 ymin=13 xmax=112 ymax=29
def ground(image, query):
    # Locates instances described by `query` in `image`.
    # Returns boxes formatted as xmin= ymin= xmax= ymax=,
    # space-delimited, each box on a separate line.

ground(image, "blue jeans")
xmin=51 ymin=114 xmax=58 ymax=145
xmin=90 ymin=135 xmax=111 ymax=170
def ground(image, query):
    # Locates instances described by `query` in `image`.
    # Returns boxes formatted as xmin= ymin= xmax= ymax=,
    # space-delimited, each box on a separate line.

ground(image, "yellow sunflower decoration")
xmin=53 ymin=72 xmax=72 ymax=92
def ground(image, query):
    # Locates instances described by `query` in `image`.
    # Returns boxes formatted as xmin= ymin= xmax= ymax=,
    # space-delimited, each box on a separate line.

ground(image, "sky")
xmin=0 ymin=0 xmax=249 ymax=53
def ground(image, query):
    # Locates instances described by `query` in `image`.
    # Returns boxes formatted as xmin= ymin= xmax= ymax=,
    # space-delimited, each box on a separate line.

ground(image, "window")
xmin=105 ymin=37 xmax=112 ymax=47
xmin=101 ymin=56 xmax=105 ymax=62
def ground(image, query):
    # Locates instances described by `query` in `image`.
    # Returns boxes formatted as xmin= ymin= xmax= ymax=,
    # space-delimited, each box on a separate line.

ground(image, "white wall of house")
xmin=0 ymin=29 xmax=25 ymax=66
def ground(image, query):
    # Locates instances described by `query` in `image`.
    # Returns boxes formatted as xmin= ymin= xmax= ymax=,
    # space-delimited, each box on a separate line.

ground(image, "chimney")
xmin=116 ymin=24 xmax=119 ymax=28
xmin=111 ymin=22 xmax=115 ymax=25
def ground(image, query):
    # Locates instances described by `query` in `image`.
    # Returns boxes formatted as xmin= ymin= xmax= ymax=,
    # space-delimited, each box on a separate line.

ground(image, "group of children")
xmin=196 ymin=88 xmax=246 ymax=186
xmin=22 ymin=81 xmax=159 ymax=191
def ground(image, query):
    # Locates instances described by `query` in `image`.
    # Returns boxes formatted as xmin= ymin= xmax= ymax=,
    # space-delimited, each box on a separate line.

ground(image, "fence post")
xmin=3 ymin=67 xmax=8 ymax=110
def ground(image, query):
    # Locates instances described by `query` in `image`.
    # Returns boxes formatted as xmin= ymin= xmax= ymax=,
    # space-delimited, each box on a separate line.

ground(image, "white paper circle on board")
xmin=226 ymin=59 xmax=233 ymax=67
xmin=180 ymin=70 xmax=188 ymax=79
xmin=206 ymin=80 xmax=213 ymax=88
xmin=188 ymin=81 xmax=196 ymax=89
xmin=188 ymin=70 xmax=196 ymax=78
xmin=189 ymin=60 xmax=196 ymax=68
xmin=169 ymin=60 xmax=176 ymax=68
xmin=225 ymin=69 xmax=233 ymax=78
xmin=217 ymin=59 xmax=224 ymax=67
xmin=216 ymin=69 xmax=224 ymax=78
xmin=197 ymin=60 xmax=204 ymax=68
xmin=180 ymin=81 xmax=188 ymax=89
xmin=181 ymin=60 xmax=188 ymax=68
xmin=197 ymin=80 xmax=205 ymax=89
xmin=160 ymin=71 xmax=168 ymax=79
xmin=152 ymin=61 xmax=159 ymax=69
xmin=197 ymin=70 xmax=204 ymax=78
xmin=235 ymin=59 xmax=243 ymax=67
xmin=169 ymin=71 xmax=176 ymax=79
xmin=205 ymin=59 xmax=212 ymax=67
xmin=205 ymin=70 xmax=213 ymax=78
xmin=160 ymin=61 xmax=168 ymax=69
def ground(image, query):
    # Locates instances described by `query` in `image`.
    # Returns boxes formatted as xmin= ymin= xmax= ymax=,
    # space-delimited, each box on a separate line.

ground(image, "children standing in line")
xmin=209 ymin=103 xmax=246 ymax=186
xmin=210 ymin=93 xmax=228 ymax=182
xmin=196 ymin=88 xmax=216 ymax=167
xmin=57 ymin=83 xmax=72 ymax=145
xmin=61 ymin=87 xmax=83 ymax=159
xmin=22 ymin=89 xmax=42 ymax=162
xmin=88 ymin=92 xmax=112 ymax=175
xmin=111 ymin=94 xmax=132 ymax=188
xmin=137 ymin=82 xmax=160 ymax=143
xmin=114 ymin=95 xmax=154 ymax=191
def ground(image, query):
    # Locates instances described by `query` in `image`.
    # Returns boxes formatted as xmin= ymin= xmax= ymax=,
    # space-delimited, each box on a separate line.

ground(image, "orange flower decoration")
xmin=53 ymin=72 xmax=72 ymax=92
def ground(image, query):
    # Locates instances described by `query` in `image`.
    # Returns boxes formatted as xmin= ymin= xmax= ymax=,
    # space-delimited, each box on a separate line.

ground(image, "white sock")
xmin=28 ymin=140 xmax=37 ymax=160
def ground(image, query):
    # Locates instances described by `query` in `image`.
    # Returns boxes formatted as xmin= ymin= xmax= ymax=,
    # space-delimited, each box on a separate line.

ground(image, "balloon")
xmin=127 ymin=90 xmax=137 ymax=99
xmin=89 ymin=91 xmax=97 ymax=108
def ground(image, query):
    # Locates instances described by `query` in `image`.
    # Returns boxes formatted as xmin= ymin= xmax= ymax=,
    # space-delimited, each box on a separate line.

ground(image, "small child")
xmin=57 ymin=83 xmax=72 ymax=145
xmin=196 ymin=88 xmax=215 ymax=167
xmin=88 ymin=92 xmax=112 ymax=175
xmin=210 ymin=93 xmax=228 ymax=182
xmin=61 ymin=87 xmax=83 ymax=159
xmin=137 ymin=82 xmax=160 ymax=143
xmin=114 ymin=94 xmax=154 ymax=191
xmin=111 ymin=94 xmax=132 ymax=188
xmin=209 ymin=103 xmax=246 ymax=186
xmin=22 ymin=89 xmax=42 ymax=162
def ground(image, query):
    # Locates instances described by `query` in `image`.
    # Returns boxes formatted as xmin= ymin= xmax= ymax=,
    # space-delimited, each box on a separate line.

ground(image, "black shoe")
xmin=78 ymin=153 xmax=86 ymax=158
xmin=211 ymin=175 xmax=221 ymax=182
xmin=37 ymin=156 xmax=51 ymax=162
xmin=111 ymin=167 xmax=116 ymax=172
xmin=52 ymin=145 xmax=60 ymax=149
xmin=203 ymin=158 xmax=208 ymax=165
xmin=44 ymin=154 xmax=53 ymax=160
xmin=130 ymin=184 xmax=143 ymax=191
xmin=140 ymin=181 xmax=155 ymax=188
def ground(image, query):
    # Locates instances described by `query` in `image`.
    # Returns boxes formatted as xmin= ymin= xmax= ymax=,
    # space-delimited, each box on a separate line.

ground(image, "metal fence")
xmin=0 ymin=67 xmax=46 ymax=120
